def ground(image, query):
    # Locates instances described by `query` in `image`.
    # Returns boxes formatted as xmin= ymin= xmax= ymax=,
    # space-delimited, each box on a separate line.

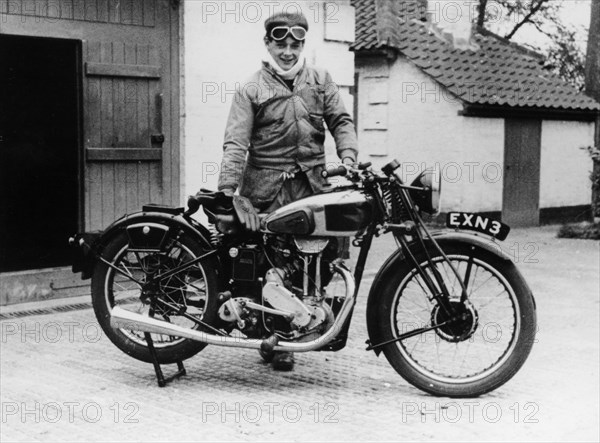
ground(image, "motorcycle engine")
xmin=218 ymin=236 xmax=337 ymax=337
xmin=262 ymin=267 xmax=331 ymax=330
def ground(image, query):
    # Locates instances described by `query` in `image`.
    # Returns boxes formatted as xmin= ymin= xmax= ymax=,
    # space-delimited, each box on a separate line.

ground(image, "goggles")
xmin=270 ymin=26 xmax=307 ymax=41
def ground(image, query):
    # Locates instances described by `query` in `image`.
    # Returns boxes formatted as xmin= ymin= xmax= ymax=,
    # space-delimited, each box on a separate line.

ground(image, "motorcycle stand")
xmin=144 ymin=332 xmax=186 ymax=387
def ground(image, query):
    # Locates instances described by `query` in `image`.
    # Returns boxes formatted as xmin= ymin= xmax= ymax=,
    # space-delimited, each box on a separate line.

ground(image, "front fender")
xmin=71 ymin=211 xmax=214 ymax=280
xmin=365 ymin=230 xmax=512 ymax=355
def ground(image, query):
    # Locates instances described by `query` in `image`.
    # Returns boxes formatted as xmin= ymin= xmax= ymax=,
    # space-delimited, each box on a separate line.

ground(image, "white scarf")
xmin=263 ymin=51 xmax=306 ymax=80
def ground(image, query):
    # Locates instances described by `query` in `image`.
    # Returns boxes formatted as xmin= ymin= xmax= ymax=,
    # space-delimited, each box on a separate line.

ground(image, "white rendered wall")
xmin=540 ymin=120 xmax=595 ymax=208
xmin=357 ymin=56 xmax=505 ymax=213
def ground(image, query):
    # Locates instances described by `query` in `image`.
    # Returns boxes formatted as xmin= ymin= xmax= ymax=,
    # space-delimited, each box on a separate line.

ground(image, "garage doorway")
xmin=0 ymin=35 xmax=81 ymax=272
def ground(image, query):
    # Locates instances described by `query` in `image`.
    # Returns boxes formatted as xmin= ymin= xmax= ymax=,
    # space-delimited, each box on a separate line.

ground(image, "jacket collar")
xmin=261 ymin=61 xmax=312 ymax=87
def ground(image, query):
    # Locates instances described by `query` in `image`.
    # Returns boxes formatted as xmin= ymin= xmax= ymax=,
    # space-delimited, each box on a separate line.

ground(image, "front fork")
xmin=395 ymin=227 xmax=470 ymax=316
xmin=388 ymin=181 xmax=470 ymax=315
xmin=346 ymin=215 xmax=469 ymax=340
xmin=364 ymin=226 xmax=475 ymax=352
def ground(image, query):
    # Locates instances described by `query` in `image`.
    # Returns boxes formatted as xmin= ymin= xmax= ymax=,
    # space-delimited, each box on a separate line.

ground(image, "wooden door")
xmin=81 ymin=2 xmax=178 ymax=230
xmin=84 ymin=40 xmax=166 ymax=229
xmin=502 ymin=119 xmax=542 ymax=227
xmin=1 ymin=0 xmax=180 ymax=232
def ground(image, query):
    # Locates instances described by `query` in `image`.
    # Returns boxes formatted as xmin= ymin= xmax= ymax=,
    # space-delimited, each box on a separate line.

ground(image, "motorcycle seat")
xmin=187 ymin=189 xmax=238 ymax=234
xmin=188 ymin=189 xmax=233 ymax=215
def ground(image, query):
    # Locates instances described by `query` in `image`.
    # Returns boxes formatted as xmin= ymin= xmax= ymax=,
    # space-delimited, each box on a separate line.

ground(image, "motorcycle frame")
xmin=210 ymin=172 xmax=456 ymax=340
xmin=78 ymin=164 xmax=473 ymax=353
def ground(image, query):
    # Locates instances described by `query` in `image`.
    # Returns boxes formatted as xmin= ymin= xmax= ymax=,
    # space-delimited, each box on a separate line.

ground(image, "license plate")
xmin=446 ymin=212 xmax=510 ymax=241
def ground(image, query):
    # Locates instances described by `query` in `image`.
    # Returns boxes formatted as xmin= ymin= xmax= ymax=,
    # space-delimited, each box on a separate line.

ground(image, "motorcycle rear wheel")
xmin=91 ymin=231 xmax=220 ymax=364
xmin=375 ymin=243 xmax=536 ymax=397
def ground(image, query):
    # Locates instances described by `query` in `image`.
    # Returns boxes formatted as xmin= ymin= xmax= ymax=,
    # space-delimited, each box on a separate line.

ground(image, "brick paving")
xmin=1 ymin=227 xmax=598 ymax=442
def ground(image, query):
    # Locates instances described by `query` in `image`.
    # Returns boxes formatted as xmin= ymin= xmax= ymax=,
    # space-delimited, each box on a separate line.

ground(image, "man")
xmin=217 ymin=11 xmax=359 ymax=371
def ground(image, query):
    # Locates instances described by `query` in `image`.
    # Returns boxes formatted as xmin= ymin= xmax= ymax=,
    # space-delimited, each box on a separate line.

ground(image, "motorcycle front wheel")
xmin=374 ymin=242 xmax=536 ymax=397
xmin=91 ymin=230 xmax=220 ymax=364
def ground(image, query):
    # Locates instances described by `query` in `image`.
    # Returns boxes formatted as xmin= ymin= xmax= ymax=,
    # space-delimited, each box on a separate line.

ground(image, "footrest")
xmin=317 ymin=334 xmax=348 ymax=352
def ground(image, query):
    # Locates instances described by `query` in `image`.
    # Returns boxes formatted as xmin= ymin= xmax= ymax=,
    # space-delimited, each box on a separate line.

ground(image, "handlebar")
xmin=321 ymin=162 xmax=374 ymax=179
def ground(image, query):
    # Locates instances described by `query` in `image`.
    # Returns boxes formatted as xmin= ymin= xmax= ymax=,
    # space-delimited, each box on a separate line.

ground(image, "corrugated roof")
xmin=351 ymin=0 xmax=600 ymax=112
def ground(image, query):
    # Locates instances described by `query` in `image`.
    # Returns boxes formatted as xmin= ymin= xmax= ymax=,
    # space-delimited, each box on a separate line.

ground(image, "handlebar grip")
xmin=322 ymin=165 xmax=347 ymax=178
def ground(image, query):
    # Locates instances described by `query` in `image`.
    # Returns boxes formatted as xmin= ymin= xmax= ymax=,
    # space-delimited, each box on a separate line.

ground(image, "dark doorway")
xmin=502 ymin=119 xmax=542 ymax=227
xmin=0 ymin=35 xmax=81 ymax=272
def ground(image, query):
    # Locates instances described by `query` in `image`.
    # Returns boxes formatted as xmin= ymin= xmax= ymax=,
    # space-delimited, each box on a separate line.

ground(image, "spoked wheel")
xmin=375 ymin=243 xmax=536 ymax=397
xmin=91 ymin=231 xmax=220 ymax=364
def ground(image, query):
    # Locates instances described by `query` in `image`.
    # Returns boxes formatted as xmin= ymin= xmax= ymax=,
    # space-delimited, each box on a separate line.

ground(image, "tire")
xmin=375 ymin=242 xmax=537 ymax=397
xmin=91 ymin=230 xmax=220 ymax=364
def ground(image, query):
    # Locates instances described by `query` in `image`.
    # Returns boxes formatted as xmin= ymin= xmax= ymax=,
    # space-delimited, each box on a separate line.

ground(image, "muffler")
xmin=110 ymin=264 xmax=356 ymax=353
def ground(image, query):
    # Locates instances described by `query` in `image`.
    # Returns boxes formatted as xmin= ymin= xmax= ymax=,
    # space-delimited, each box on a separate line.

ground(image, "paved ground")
xmin=1 ymin=226 xmax=598 ymax=442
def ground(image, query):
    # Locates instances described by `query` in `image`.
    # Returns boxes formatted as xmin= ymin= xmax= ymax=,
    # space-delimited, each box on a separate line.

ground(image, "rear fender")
xmin=366 ymin=231 xmax=512 ymax=355
xmin=71 ymin=210 xmax=214 ymax=280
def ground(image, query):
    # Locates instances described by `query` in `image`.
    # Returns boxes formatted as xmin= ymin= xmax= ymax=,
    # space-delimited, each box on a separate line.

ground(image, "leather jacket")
xmin=217 ymin=61 xmax=358 ymax=208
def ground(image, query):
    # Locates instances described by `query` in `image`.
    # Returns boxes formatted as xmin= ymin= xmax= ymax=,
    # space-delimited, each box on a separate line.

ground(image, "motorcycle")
xmin=70 ymin=159 xmax=536 ymax=397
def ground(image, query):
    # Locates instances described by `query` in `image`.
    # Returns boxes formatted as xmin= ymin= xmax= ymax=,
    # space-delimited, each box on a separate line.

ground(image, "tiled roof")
xmin=351 ymin=0 xmax=600 ymax=112
xmin=352 ymin=0 xmax=382 ymax=51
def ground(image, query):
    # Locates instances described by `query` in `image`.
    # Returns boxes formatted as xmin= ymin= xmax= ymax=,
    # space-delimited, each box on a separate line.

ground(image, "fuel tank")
xmin=263 ymin=188 xmax=374 ymax=236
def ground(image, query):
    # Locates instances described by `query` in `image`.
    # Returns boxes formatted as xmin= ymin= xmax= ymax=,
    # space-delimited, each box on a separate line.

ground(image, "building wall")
xmin=182 ymin=0 xmax=356 ymax=203
xmin=356 ymin=55 xmax=505 ymax=213
xmin=356 ymin=55 xmax=596 ymax=215
xmin=540 ymin=120 xmax=595 ymax=208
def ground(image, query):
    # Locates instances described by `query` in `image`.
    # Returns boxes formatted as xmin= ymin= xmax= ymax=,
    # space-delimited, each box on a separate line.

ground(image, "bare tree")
xmin=584 ymin=0 xmax=599 ymax=102
xmin=584 ymin=0 xmax=600 ymax=218
xmin=476 ymin=0 xmax=557 ymax=36
xmin=477 ymin=0 xmax=587 ymax=89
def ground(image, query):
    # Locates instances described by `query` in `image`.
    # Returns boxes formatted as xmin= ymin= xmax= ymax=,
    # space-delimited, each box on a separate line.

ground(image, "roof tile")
xmin=352 ymin=0 xmax=598 ymax=112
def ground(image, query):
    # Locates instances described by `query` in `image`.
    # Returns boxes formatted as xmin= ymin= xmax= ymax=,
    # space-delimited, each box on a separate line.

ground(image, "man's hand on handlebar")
xmin=221 ymin=187 xmax=235 ymax=197
xmin=342 ymin=157 xmax=355 ymax=167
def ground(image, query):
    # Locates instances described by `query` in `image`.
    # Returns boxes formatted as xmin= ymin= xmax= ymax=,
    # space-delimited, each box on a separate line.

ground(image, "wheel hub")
xmin=431 ymin=300 xmax=478 ymax=343
xmin=140 ymin=254 xmax=186 ymax=306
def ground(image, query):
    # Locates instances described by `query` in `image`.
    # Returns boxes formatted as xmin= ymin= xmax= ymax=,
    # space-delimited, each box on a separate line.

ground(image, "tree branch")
xmin=477 ymin=0 xmax=489 ymax=28
xmin=504 ymin=0 xmax=550 ymax=40
xmin=585 ymin=0 xmax=600 ymax=102
xmin=531 ymin=19 xmax=552 ymax=39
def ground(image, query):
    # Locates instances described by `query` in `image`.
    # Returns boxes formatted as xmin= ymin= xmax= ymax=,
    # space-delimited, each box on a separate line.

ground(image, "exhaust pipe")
xmin=110 ymin=264 xmax=356 ymax=353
